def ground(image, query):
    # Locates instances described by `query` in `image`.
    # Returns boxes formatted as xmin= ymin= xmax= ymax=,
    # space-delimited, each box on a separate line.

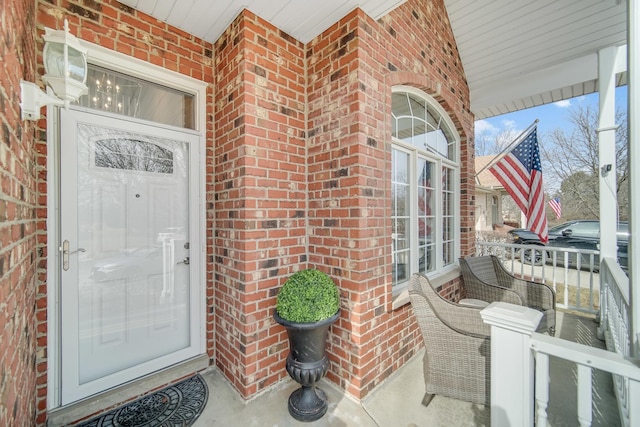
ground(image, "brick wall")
xmin=211 ymin=0 xmax=473 ymax=401
xmin=212 ymin=9 xmax=308 ymax=397
xmin=0 ymin=0 xmax=39 ymax=425
xmin=305 ymin=0 xmax=474 ymax=399
xmin=2 ymin=0 xmax=475 ymax=423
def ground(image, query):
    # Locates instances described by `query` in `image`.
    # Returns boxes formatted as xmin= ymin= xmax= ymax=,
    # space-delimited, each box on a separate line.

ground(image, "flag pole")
xmin=475 ymin=119 xmax=540 ymax=178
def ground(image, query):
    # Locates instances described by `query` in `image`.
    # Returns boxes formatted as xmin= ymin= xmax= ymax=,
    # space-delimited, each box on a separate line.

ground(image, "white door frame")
xmin=46 ymin=39 xmax=207 ymax=409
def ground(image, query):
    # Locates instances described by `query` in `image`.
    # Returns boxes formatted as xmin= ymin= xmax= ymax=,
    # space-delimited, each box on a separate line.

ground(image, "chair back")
xmin=408 ymin=273 xmax=447 ymax=338
xmin=408 ymin=273 xmax=491 ymax=405
xmin=460 ymin=256 xmax=498 ymax=284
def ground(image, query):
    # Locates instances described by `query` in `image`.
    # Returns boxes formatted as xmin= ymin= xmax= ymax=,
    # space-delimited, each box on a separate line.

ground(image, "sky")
xmin=474 ymin=86 xmax=628 ymax=195
xmin=474 ymin=86 xmax=628 ymax=148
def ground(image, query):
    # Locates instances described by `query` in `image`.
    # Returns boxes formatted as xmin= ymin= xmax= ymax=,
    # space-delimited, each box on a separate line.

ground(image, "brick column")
xmin=212 ymin=10 xmax=308 ymax=397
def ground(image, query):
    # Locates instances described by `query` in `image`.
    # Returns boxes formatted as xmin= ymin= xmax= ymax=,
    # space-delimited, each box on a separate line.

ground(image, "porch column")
xmin=597 ymin=45 xmax=623 ymax=263
xmin=629 ymin=0 xmax=640 ymax=358
xmin=481 ymin=302 xmax=542 ymax=427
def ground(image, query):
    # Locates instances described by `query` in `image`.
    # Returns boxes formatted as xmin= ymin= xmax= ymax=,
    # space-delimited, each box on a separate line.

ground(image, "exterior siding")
xmin=0 ymin=0 xmax=474 ymax=424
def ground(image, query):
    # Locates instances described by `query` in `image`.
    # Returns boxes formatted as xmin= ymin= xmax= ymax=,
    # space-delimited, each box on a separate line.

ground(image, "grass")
xmin=547 ymin=281 xmax=599 ymax=317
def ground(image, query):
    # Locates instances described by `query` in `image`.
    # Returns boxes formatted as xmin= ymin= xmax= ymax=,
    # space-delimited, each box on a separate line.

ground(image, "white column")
xmin=481 ymin=302 xmax=542 ymax=427
xmin=629 ymin=0 xmax=640 ymax=358
xmin=597 ymin=46 xmax=619 ymax=263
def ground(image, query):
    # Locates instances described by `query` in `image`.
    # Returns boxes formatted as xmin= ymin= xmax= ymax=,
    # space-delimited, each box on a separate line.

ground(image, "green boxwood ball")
xmin=276 ymin=269 xmax=340 ymax=323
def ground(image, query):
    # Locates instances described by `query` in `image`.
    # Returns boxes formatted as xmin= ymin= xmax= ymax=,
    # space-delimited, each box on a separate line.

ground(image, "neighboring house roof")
xmin=474 ymin=155 xmax=504 ymax=190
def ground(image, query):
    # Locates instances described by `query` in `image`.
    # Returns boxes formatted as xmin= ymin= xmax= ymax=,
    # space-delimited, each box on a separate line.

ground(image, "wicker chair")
xmin=408 ymin=273 xmax=491 ymax=407
xmin=459 ymin=255 xmax=556 ymax=336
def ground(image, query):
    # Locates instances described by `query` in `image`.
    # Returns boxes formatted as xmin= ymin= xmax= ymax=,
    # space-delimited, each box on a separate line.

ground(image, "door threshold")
xmin=48 ymin=354 xmax=210 ymax=426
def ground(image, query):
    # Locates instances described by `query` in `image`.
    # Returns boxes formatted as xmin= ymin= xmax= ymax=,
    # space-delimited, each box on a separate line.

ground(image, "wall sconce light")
xmin=20 ymin=19 xmax=88 ymax=120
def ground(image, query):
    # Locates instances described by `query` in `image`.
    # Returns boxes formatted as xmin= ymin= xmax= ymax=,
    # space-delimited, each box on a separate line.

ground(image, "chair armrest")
xmin=464 ymin=280 xmax=523 ymax=306
xmin=432 ymin=302 xmax=492 ymax=338
xmin=409 ymin=274 xmax=491 ymax=338
xmin=491 ymin=257 xmax=556 ymax=311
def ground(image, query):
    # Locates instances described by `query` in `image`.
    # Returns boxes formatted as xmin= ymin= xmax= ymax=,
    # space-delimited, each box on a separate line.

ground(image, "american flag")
xmin=489 ymin=127 xmax=548 ymax=243
xmin=548 ymin=197 xmax=561 ymax=219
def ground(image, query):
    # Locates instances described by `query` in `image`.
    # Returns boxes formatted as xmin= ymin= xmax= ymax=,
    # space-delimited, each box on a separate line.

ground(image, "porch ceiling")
xmin=445 ymin=0 xmax=628 ymax=119
xmin=118 ymin=0 xmax=628 ymax=120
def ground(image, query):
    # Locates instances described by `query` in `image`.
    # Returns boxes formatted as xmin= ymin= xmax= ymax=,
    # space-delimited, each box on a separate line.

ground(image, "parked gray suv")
xmin=508 ymin=220 xmax=629 ymax=271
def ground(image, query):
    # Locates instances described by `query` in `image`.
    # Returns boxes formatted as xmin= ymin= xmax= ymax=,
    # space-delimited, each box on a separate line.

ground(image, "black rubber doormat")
xmin=76 ymin=374 xmax=208 ymax=427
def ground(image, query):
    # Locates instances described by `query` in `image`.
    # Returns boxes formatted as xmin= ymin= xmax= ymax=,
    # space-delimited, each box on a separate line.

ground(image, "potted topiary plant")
xmin=274 ymin=268 xmax=341 ymax=422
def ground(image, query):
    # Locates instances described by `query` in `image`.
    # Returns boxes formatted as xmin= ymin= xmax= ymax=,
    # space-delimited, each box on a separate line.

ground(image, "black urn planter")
xmin=274 ymin=310 xmax=340 ymax=422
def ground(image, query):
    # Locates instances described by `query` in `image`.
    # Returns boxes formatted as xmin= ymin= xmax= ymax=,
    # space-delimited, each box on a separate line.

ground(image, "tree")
xmin=540 ymin=104 xmax=628 ymax=220
xmin=474 ymin=122 xmax=521 ymax=157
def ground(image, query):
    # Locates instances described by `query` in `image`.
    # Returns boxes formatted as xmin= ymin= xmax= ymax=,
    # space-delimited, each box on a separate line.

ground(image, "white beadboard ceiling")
xmin=117 ymin=0 xmax=408 ymax=45
xmin=444 ymin=0 xmax=627 ymax=119
xmin=118 ymin=0 xmax=628 ymax=119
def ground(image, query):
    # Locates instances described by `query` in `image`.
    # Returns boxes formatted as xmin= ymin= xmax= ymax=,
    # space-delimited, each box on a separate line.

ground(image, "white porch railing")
xmin=476 ymin=241 xmax=602 ymax=314
xmin=598 ymin=257 xmax=634 ymax=425
xmin=481 ymin=297 xmax=640 ymax=427
xmin=478 ymin=252 xmax=640 ymax=426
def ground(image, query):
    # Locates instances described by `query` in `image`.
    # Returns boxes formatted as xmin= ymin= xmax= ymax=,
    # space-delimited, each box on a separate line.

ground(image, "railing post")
xmin=630 ymin=377 xmax=640 ymax=426
xmin=481 ymin=302 xmax=543 ymax=427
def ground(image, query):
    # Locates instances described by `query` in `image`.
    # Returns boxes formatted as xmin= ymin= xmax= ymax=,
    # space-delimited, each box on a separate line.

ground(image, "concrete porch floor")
xmin=194 ymin=310 xmax=620 ymax=426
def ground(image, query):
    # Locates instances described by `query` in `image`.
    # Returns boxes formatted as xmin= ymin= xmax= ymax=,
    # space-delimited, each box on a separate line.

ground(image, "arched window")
xmin=391 ymin=86 xmax=460 ymax=291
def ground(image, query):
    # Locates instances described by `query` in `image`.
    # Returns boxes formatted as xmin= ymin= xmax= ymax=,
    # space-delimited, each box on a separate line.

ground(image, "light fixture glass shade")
xmin=41 ymin=20 xmax=88 ymax=103
xmin=43 ymin=42 xmax=87 ymax=83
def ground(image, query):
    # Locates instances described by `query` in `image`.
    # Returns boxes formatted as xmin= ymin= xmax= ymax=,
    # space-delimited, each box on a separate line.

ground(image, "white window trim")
xmin=46 ymin=39 xmax=208 ymax=408
xmin=391 ymin=86 xmax=461 ymax=301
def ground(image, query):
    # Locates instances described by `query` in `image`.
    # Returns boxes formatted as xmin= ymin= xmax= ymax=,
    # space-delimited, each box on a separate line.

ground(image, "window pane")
xmin=442 ymin=166 xmax=454 ymax=266
xmin=77 ymin=64 xmax=195 ymax=129
xmin=393 ymin=183 xmax=410 ymax=216
xmin=443 ymin=240 xmax=454 ymax=266
xmin=409 ymin=96 xmax=426 ymax=119
xmin=396 ymin=117 xmax=414 ymax=142
xmin=571 ymin=222 xmax=600 ymax=238
xmin=418 ymin=245 xmax=434 ymax=274
xmin=417 ymin=158 xmax=435 ymax=239
xmin=393 ymin=217 xmax=410 ymax=286
xmin=392 ymin=147 xmax=412 ymax=288
xmin=391 ymin=92 xmax=410 ymax=118
xmin=411 ymin=119 xmax=428 ymax=151
xmin=393 ymin=249 xmax=409 ymax=284
xmin=392 ymin=150 xmax=409 ymax=183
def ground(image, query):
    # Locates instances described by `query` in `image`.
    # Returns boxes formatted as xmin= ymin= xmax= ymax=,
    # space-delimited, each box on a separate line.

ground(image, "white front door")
xmin=60 ymin=108 xmax=201 ymax=404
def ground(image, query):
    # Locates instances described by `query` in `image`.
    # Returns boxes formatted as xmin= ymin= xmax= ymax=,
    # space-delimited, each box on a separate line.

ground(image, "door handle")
xmin=177 ymin=257 xmax=190 ymax=265
xmin=62 ymin=240 xmax=86 ymax=271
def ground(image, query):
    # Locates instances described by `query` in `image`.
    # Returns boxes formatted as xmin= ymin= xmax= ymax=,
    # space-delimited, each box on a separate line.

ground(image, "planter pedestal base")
xmin=285 ymin=354 xmax=330 ymax=421
xmin=288 ymin=385 xmax=328 ymax=421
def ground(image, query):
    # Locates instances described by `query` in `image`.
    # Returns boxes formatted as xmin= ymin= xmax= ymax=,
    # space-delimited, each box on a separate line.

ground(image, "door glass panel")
xmin=94 ymin=139 xmax=174 ymax=173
